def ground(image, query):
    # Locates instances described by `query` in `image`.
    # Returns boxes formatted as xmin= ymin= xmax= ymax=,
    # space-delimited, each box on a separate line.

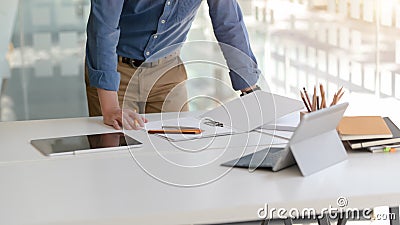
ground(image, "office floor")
xmin=2 ymin=0 xmax=400 ymax=122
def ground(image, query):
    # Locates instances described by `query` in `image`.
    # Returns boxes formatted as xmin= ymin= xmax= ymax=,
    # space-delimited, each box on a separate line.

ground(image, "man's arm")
xmin=86 ymin=0 xmax=146 ymax=129
xmin=207 ymin=0 xmax=261 ymax=93
xmin=86 ymin=0 xmax=123 ymax=91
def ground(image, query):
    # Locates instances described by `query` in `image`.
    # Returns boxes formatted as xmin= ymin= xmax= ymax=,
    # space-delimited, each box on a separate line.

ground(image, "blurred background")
xmin=1 ymin=0 xmax=400 ymax=122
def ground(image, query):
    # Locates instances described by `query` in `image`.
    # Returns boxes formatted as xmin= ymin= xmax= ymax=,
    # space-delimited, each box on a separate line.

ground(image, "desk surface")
xmin=1 ymin=110 xmax=400 ymax=225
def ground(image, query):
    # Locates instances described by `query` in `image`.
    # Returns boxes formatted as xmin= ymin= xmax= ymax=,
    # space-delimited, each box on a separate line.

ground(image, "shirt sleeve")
xmin=86 ymin=0 xmax=124 ymax=91
xmin=207 ymin=0 xmax=261 ymax=91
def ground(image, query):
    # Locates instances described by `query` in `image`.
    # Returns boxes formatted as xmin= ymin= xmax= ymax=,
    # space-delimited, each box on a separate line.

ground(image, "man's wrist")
xmin=97 ymin=88 xmax=120 ymax=115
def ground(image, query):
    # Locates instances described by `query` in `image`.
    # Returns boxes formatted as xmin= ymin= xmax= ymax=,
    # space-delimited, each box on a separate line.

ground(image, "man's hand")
xmin=97 ymin=88 xmax=148 ymax=130
xmin=103 ymin=107 xmax=148 ymax=130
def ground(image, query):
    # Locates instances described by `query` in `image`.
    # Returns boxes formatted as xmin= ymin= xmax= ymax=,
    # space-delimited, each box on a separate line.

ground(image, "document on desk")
xmin=254 ymin=129 xmax=294 ymax=140
xmin=259 ymin=111 xmax=301 ymax=132
xmin=145 ymin=91 xmax=303 ymax=141
xmin=144 ymin=117 xmax=237 ymax=141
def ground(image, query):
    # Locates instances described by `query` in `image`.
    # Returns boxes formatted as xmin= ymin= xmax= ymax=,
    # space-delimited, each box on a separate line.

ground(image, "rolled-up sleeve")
xmin=86 ymin=0 xmax=124 ymax=91
xmin=207 ymin=0 xmax=261 ymax=90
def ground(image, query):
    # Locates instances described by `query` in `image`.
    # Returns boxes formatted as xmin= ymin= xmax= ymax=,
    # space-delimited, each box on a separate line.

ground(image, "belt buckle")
xmin=129 ymin=59 xmax=138 ymax=68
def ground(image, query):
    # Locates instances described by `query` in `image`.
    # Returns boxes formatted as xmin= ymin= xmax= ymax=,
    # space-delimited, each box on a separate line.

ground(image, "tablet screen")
xmin=31 ymin=132 xmax=142 ymax=156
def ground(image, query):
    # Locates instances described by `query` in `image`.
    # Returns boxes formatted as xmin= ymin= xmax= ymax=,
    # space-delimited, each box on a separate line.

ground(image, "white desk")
xmin=0 ymin=112 xmax=287 ymax=163
xmin=1 ymin=111 xmax=400 ymax=225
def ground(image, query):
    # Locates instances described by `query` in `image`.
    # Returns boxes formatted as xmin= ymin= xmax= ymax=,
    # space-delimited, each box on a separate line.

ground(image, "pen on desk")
xmin=162 ymin=126 xmax=200 ymax=130
xmin=300 ymin=91 xmax=312 ymax=112
xmin=369 ymin=144 xmax=400 ymax=150
xmin=368 ymin=146 xmax=399 ymax=153
xmin=303 ymin=87 xmax=312 ymax=110
xmin=148 ymin=129 xmax=202 ymax=134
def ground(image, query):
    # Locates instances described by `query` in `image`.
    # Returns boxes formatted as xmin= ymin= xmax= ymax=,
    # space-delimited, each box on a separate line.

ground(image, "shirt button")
xmin=167 ymin=1 xmax=171 ymax=5
xmin=146 ymin=51 xmax=150 ymax=56
xmin=161 ymin=19 xmax=166 ymax=24
xmin=153 ymin=35 xmax=158 ymax=39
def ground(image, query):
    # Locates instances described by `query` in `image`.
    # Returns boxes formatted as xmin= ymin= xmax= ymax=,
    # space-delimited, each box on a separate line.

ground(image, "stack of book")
xmin=337 ymin=116 xmax=400 ymax=153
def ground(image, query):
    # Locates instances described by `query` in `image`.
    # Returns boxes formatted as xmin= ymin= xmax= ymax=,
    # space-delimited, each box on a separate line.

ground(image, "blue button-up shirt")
xmin=86 ymin=0 xmax=261 ymax=91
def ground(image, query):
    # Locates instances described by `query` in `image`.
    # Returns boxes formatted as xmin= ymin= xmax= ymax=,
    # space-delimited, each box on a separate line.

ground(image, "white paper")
xmin=254 ymin=129 xmax=294 ymax=140
xmin=260 ymin=111 xmax=301 ymax=132
xmin=144 ymin=91 xmax=303 ymax=141
xmin=144 ymin=117 xmax=237 ymax=141
xmin=201 ymin=91 xmax=304 ymax=132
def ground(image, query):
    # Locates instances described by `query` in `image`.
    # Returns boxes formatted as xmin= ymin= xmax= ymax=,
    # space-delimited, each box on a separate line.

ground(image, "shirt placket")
xmin=143 ymin=0 xmax=174 ymax=59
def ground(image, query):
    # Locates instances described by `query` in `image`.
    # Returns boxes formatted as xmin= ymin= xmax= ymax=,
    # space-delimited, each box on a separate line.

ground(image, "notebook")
xmin=337 ymin=116 xmax=392 ymax=141
xmin=347 ymin=117 xmax=400 ymax=149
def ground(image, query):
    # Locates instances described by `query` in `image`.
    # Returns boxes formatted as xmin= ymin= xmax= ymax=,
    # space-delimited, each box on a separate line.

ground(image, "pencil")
xmin=312 ymin=86 xmax=317 ymax=111
xmin=320 ymin=96 xmax=326 ymax=109
xmin=336 ymin=91 xmax=345 ymax=103
xmin=330 ymin=94 xmax=336 ymax=106
xmin=300 ymin=91 xmax=312 ymax=112
xmin=337 ymin=86 xmax=344 ymax=96
xmin=303 ymin=87 xmax=312 ymax=111
xmin=319 ymin=84 xmax=326 ymax=108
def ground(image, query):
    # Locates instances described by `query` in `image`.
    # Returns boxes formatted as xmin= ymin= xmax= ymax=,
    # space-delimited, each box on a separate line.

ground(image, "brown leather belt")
xmin=121 ymin=57 xmax=144 ymax=68
xmin=119 ymin=50 xmax=180 ymax=68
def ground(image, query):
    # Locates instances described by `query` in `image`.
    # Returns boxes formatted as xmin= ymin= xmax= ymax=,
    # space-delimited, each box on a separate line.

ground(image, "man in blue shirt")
xmin=85 ymin=0 xmax=261 ymax=130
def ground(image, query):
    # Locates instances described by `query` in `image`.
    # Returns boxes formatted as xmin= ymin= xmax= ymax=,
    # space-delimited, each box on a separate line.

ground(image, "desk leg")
xmin=390 ymin=206 xmax=399 ymax=225
xmin=284 ymin=218 xmax=293 ymax=225
xmin=260 ymin=218 xmax=269 ymax=225
xmin=317 ymin=214 xmax=330 ymax=225
xmin=337 ymin=212 xmax=348 ymax=225
xmin=260 ymin=218 xmax=293 ymax=225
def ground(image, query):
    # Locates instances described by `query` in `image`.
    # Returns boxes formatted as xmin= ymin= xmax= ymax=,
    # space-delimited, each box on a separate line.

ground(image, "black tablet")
xmin=31 ymin=132 xmax=142 ymax=156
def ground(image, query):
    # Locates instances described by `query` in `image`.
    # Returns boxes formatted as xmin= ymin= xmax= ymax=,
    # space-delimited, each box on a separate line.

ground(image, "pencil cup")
xmin=300 ymin=111 xmax=309 ymax=120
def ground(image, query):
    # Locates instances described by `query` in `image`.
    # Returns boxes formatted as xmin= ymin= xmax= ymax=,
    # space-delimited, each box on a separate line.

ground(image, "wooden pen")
xmin=148 ymin=129 xmax=202 ymax=134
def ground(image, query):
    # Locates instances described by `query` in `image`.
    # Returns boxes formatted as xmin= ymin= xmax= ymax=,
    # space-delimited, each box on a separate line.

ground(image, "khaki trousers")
xmin=85 ymin=56 xmax=189 ymax=116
